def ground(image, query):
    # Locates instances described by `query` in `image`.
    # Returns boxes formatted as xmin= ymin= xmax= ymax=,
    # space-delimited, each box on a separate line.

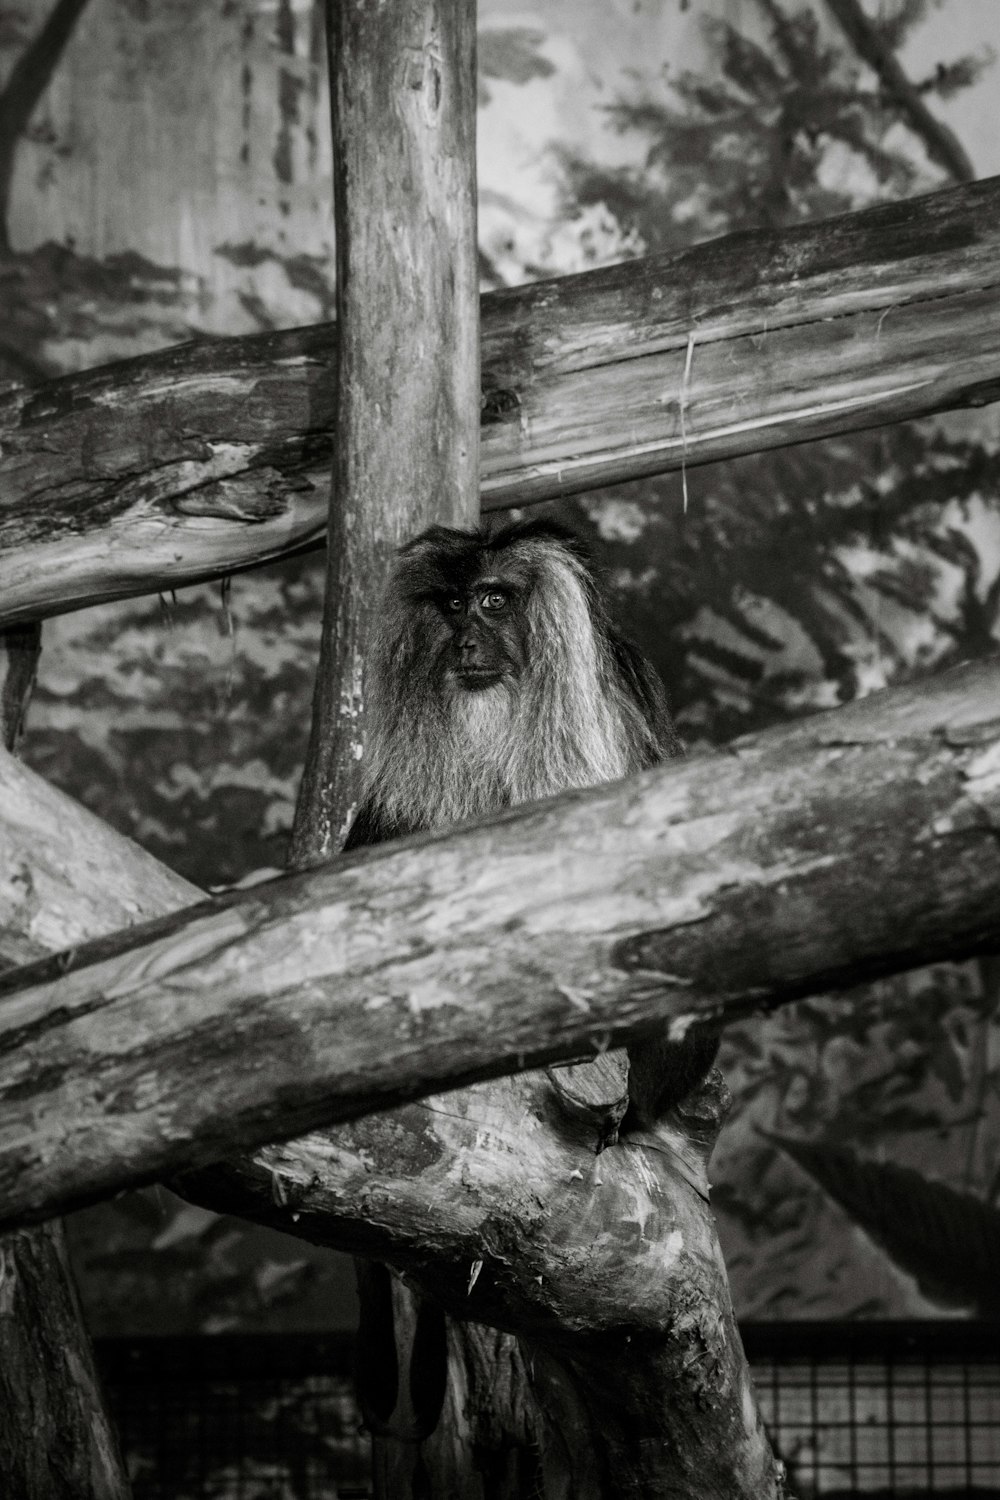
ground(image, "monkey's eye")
xmin=442 ymin=596 xmax=464 ymax=614
xmin=481 ymin=590 xmax=508 ymax=612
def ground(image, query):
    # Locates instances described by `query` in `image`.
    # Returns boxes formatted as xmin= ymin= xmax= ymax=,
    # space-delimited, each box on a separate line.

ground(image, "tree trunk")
xmin=179 ymin=1069 xmax=784 ymax=1499
xmin=295 ymin=2 xmax=489 ymax=1491
xmin=290 ymin=0 xmax=479 ymax=863
xmin=2 ymin=173 xmax=1000 ymax=626
xmin=0 ymin=622 xmax=131 ymax=1500
xmin=0 ymin=1221 xmax=131 ymax=1500
xmin=0 ymin=702 xmax=873 ymax=1499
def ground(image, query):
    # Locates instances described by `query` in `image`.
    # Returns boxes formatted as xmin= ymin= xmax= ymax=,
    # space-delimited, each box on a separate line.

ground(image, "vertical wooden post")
xmin=291 ymin=3 xmax=487 ymax=1491
xmin=290 ymin=0 xmax=479 ymax=865
xmin=0 ymin=624 xmax=132 ymax=1500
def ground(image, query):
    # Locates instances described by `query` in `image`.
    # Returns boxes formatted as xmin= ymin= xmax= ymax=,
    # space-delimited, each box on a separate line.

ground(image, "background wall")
xmin=2 ymin=0 xmax=999 ymax=1331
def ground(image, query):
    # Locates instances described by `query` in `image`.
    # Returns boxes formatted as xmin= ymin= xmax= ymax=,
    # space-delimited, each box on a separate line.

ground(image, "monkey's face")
xmin=391 ymin=531 xmax=535 ymax=697
xmin=437 ymin=572 xmax=529 ymax=692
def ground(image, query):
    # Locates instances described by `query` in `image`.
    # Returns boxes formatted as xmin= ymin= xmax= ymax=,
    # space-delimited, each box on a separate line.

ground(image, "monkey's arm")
xmin=341 ymin=797 xmax=415 ymax=853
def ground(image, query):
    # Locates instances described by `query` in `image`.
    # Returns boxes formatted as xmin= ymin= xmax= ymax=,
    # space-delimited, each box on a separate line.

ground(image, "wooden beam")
xmin=1 ymin=656 xmax=998 ymax=1230
xmin=291 ymin=0 xmax=479 ymax=860
xmin=0 ymin=624 xmax=132 ymax=1500
xmin=2 ymin=175 xmax=999 ymax=626
xmin=0 ymin=739 xmax=776 ymax=1500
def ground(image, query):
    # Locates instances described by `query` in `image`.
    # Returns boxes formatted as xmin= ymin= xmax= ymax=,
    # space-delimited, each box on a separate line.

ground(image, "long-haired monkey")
xmin=343 ymin=519 xmax=718 ymax=1127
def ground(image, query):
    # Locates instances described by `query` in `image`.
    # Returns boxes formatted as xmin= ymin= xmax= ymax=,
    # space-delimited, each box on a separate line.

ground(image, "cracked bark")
xmin=1 ymin=656 xmax=998 ymax=1230
xmin=2 ymin=175 xmax=1000 ymax=626
xmin=0 ymin=621 xmax=131 ymax=1500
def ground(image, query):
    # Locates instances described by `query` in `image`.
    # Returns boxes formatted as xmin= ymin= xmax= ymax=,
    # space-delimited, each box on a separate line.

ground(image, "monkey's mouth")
xmin=453 ymin=668 xmax=503 ymax=691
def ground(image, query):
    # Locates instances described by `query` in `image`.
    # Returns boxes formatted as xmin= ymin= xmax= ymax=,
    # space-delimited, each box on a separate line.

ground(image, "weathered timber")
xmin=0 ymin=749 xmax=778 ymax=1499
xmin=0 ymin=1219 xmax=132 ymax=1499
xmin=2 ymin=174 xmax=1000 ymax=625
xmin=181 ymin=1074 xmax=780 ymax=1500
xmin=291 ymin=0 xmax=479 ymax=860
xmin=299 ymin=5 xmax=499 ymax=1495
xmin=1 ymin=657 xmax=999 ymax=1230
xmin=0 ymin=625 xmax=132 ymax=1500
xmin=0 ymin=745 xmax=197 ymax=969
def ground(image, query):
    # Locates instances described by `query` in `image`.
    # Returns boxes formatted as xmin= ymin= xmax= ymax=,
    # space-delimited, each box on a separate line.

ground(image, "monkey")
xmin=343 ymin=517 xmax=718 ymax=1126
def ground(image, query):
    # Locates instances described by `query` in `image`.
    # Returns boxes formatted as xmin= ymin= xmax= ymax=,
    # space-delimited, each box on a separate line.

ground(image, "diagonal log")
xmin=2 ymin=174 xmax=1000 ymax=626
xmin=0 ymin=733 xmax=779 ymax=1498
xmin=1 ymin=655 xmax=999 ymax=1232
xmin=0 ymin=622 xmax=132 ymax=1500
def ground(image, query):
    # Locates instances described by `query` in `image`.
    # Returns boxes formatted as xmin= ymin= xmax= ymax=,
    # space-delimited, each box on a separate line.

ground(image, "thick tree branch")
xmin=1 ymin=656 xmax=998 ymax=1232
xmin=179 ymin=1071 xmax=782 ymax=1500
xmin=2 ymin=175 xmax=1000 ymax=626
xmin=825 ymin=0 xmax=976 ymax=184
xmin=296 ymin=6 xmax=495 ymax=1494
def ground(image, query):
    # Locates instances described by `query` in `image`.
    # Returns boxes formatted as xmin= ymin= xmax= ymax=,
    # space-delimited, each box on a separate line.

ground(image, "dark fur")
xmin=344 ymin=519 xmax=716 ymax=1119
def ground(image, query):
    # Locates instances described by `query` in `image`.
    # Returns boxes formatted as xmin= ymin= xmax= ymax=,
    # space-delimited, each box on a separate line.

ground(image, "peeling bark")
xmin=0 ymin=738 xmax=787 ymax=1496
xmin=2 ymin=175 xmax=1000 ymax=625
xmin=0 ymin=622 xmax=131 ymax=1500
xmin=180 ymin=1073 xmax=784 ymax=1500
xmin=290 ymin=0 xmax=479 ymax=861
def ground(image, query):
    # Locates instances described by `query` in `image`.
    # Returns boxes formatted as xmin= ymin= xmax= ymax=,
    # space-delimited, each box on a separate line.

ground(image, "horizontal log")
xmin=3 ymin=176 xmax=1000 ymax=624
xmin=1 ymin=657 xmax=999 ymax=1228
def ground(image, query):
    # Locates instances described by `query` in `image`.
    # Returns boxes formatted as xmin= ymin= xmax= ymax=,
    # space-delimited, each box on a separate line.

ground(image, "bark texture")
xmin=1 ymin=657 xmax=998 ymax=1231
xmin=0 ymin=741 xmax=785 ymax=1497
xmin=2 ymin=174 xmax=1000 ymax=625
xmin=290 ymin=0 xmax=479 ymax=860
xmin=0 ymin=688 xmax=791 ymax=1497
xmin=182 ymin=1073 xmax=780 ymax=1500
xmin=294 ymin=4 xmax=495 ymax=1493
xmin=0 ymin=1221 xmax=131 ymax=1500
xmin=0 ymin=622 xmax=131 ymax=1500
xmin=0 ymin=621 xmax=40 ymax=753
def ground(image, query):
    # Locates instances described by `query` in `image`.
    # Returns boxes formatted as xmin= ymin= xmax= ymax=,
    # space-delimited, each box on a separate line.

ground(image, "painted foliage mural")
xmin=1 ymin=0 xmax=999 ymax=1329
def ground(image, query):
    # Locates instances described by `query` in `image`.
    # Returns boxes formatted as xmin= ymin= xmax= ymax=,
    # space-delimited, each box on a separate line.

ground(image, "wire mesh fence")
xmin=744 ymin=1323 xmax=1000 ymax=1499
xmin=97 ymin=1334 xmax=371 ymax=1500
xmin=94 ymin=1323 xmax=1000 ymax=1499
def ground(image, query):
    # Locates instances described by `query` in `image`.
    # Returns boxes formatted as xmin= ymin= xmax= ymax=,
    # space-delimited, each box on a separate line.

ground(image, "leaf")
xmin=152 ymin=1201 xmax=218 ymax=1250
xmin=478 ymin=27 xmax=555 ymax=105
xmin=770 ymin=1133 xmax=1000 ymax=1314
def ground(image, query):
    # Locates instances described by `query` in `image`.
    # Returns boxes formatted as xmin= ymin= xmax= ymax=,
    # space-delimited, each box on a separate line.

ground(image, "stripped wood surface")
xmin=2 ymin=656 xmax=998 ymax=1231
xmin=2 ymin=176 xmax=999 ymax=625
